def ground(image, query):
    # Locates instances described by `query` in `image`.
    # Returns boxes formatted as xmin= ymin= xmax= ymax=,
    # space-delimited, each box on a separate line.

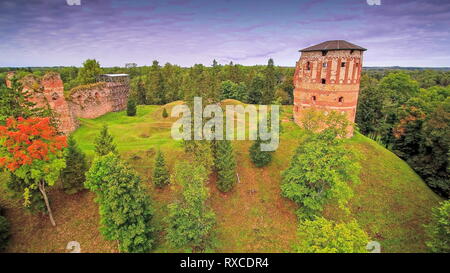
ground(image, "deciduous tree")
xmin=0 ymin=117 xmax=67 ymax=226
xmin=281 ymin=130 xmax=360 ymax=219
xmin=424 ymin=200 xmax=450 ymax=253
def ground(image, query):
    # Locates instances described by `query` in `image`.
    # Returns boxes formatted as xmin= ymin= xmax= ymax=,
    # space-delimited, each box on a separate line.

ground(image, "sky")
xmin=0 ymin=0 xmax=449 ymax=67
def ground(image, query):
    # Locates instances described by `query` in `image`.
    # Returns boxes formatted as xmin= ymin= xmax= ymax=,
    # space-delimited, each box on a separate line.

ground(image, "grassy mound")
xmin=0 ymin=104 xmax=442 ymax=252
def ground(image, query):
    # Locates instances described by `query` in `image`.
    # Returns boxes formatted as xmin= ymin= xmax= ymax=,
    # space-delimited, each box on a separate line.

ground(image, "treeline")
xmin=356 ymin=71 xmax=449 ymax=197
xmin=0 ymin=59 xmax=295 ymax=105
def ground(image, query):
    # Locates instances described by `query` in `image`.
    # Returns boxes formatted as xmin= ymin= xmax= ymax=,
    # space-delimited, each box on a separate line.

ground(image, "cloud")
xmin=0 ymin=0 xmax=449 ymax=67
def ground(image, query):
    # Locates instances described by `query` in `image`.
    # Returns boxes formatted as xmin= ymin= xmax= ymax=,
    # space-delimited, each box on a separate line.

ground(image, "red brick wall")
xmin=293 ymin=49 xmax=364 ymax=137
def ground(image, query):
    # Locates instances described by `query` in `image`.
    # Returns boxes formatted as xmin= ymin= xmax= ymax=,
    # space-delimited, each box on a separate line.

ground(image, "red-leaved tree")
xmin=0 ymin=117 xmax=67 ymax=226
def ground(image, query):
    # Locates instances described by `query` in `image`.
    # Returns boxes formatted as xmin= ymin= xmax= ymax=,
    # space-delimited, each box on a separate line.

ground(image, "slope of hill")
xmin=0 ymin=104 xmax=442 ymax=252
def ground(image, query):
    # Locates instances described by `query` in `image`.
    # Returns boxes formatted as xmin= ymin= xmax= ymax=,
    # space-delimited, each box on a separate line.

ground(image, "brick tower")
xmin=293 ymin=40 xmax=366 ymax=136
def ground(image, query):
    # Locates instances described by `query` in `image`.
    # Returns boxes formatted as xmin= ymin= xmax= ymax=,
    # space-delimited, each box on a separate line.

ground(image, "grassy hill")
xmin=0 ymin=104 xmax=442 ymax=252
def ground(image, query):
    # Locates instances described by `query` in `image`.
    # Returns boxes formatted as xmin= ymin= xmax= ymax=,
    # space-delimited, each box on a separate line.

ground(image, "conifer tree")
xmin=281 ymin=130 xmax=360 ymax=219
xmin=262 ymin=58 xmax=277 ymax=104
xmin=162 ymin=108 xmax=169 ymax=118
xmin=85 ymin=153 xmax=154 ymax=253
xmin=248 ymin=73 xmax=264 ymax=104
xmin=127 ymin=98 xmax=137 ymax=116
xmin=0 ymin=77 xmax=52 ymax=124
xmin=152 ymin=150 xmax=170 ymax=188
xmin=94 ymin=125 xmax=118 ymax=156
xmin=214 ymin=140 xmax=237 ymax=192
xmin=61 ymin=136 xmax=88 ymax=194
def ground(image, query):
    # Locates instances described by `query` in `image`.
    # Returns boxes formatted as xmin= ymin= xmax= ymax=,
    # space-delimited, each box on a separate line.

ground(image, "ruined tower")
xmin=293 ymin=40 xmax=366 ymax=136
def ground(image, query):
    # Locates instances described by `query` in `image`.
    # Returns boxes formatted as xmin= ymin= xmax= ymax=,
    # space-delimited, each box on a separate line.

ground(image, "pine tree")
xmin=153 ymin=151 xmax=170 ymax=188
xmin=127 ymin=98 xmax=137 ymax=116
xmin=248 ymin=73 xmax=264 ymax=104
xmin=249 ymin=138 xmax=273 ymax=168
xmin=262 ymin=58 xmax=277 ymax=104
xmin=94 ymin=125 xmax=118 ymax=156
xmin=85 ymin=153 xmax=154 ymax=253
xmin=214 ymin=140 xmax=237 ymax=192
xmin=136 ymin=77 xmax=147 ymax=105
xmin=6 ymin=174 xmax=45 ymax=213
xmin=61 ymin=136 xmax=88 ymax=194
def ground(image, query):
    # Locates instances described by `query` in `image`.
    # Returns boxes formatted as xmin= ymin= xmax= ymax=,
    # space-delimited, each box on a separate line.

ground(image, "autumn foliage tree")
xmin=0 ymin=117 xmax=67 ymax=226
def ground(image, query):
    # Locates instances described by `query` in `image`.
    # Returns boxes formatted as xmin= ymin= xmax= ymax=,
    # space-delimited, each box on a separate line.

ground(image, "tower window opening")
xmin=338 ymin=96 xmax=344 ymax=103
xmin=322 ymin=63 xmax=327 ymax=68
xmin=341 ymin=62 xmax=346 ymax=68
xmin=312 ymin=96 xmax=317 ymax=102
xmin=321 ymin=78 xmax=326 ymax=84
xmin=321 ymin=50 xmax=328 ymax=56
xmin=306 ymin=61 xmax=311 ymax=70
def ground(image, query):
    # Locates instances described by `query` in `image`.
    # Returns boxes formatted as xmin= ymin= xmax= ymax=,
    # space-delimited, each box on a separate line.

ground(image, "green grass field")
xmin=0 ymin=103 xmax=442 ymax=253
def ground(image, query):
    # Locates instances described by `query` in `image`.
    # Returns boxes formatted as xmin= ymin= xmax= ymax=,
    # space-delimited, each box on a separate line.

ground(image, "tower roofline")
xmin=300 ymin=40 xmax=367 ymax=52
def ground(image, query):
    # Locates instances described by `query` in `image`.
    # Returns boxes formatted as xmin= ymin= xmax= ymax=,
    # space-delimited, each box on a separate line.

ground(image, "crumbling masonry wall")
xmin=5 ymin=72 xmax=129 ymax=134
